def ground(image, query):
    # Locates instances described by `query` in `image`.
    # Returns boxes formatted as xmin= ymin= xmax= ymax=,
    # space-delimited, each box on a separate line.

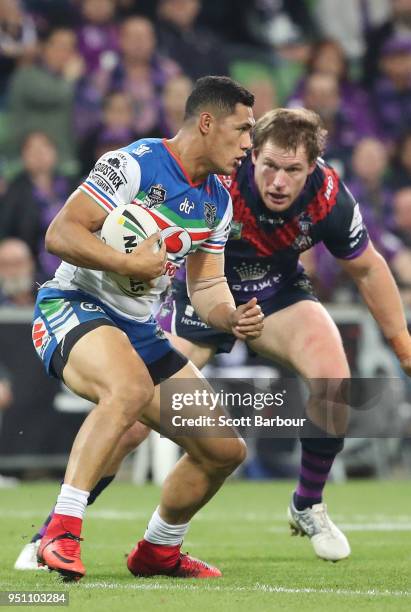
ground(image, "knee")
xmin=202 ymin=437 xmax=248 ymax=475
xmin=104 ymin=378 xmax=154 ymax=428
xmin=308 ymin=373 xmax=350 ymax=402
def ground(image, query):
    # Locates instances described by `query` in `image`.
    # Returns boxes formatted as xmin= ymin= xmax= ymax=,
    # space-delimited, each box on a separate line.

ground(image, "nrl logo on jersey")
xmin=204 ymin=202 xmax=217 ymax=228
xmin=132 ymin=144 xmax=151 ymax=157
xmin=144 ymin=184 xmax=167 ymax=208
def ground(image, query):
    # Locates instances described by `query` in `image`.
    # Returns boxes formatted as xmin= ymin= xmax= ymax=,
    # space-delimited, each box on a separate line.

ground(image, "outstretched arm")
xmin=338 ymin=242 xmax=411 ymax=373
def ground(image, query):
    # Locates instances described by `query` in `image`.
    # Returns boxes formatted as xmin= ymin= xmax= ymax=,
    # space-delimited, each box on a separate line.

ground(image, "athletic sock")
xmin=33 ymin=476 xmax=115 ymax=542
xmin=54 ymin=484 xmax=90 ymax=520
xmin=144 ymin=507 xmax=190 ymax=546
xmin=294 ymin=449 xmax=335 ymax=511
xmin=87 ymin=475 xmax=115 ymax=505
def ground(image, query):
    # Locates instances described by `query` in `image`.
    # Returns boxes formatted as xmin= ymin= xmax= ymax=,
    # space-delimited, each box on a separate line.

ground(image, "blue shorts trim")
xmin=33 ymin=287 xmax=173 ymax=375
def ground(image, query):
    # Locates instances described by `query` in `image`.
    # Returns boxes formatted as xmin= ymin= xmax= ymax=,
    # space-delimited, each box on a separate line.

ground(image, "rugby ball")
xmin=101 ymin=204 xmax=162 ymax=297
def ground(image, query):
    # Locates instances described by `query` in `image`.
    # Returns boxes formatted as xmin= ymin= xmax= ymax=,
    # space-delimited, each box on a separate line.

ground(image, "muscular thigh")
xmin=62 ymin=325 xmax=153 ymax=403
xmin=247 ymin=300 xmax=350 ymax=379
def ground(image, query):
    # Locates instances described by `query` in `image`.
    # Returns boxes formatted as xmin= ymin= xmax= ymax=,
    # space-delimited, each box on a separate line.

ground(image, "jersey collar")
xmin=162 ymin=139 xmax=205 ymax=188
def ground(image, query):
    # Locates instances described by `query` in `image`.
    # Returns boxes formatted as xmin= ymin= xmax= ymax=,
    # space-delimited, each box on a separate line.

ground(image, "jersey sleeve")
xmin=322 ymin=181 xmax=369 ymax=260
xmin=79 ymin=150 xmax=142 ymax=213
xmin=198 ymin=194 xmax=233 ymax=254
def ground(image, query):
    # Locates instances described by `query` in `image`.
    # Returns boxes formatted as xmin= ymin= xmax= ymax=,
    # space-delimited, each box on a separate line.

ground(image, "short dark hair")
xmin=184 ymin=76 xmax=254 ymax=120
xmin=253 ymin=108 xmax=327 ymax=163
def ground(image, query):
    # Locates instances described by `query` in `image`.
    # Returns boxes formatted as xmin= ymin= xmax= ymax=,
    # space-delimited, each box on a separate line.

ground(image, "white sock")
xmin=54 ymin=484 xmax=90 ymax=520
xmin=144 ymin=507 xmax=190 ymax=546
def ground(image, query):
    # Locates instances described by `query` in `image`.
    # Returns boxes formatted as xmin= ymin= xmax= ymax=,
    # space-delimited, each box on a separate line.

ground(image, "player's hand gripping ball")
xmin=101 ymin=204 xmax=162 ymax=296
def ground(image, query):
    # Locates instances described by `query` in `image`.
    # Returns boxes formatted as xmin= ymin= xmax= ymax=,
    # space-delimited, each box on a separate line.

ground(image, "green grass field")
xmin=1 ymin=480 xmax=410 ymax=611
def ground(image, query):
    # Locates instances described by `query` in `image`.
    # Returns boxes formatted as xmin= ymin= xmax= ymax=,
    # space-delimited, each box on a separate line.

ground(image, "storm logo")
xmin=161 ymin=226 xmax=192 ymax=258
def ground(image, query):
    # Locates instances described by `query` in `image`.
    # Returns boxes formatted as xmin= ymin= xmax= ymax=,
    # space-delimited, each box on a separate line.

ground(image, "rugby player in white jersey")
xmin=30 ymin=76 xmax=263 ymax=581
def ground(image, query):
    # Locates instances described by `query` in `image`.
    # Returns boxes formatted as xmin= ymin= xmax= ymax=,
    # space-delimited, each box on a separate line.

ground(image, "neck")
xmin=166 ymin=130 xmax=212 ymax=184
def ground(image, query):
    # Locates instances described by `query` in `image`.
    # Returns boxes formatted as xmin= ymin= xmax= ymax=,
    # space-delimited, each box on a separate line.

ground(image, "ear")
xmin=307 ymin=161 xmax=317 ymax=175
xmin=198 ymin=112 xmax=213 ymax=135
xmin=251 ymin=148 xmax=258 ymax=164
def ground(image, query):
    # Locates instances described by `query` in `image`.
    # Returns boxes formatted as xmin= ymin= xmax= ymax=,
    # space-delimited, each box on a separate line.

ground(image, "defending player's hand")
xmin=230 ymin=297 xmax=264 ymax=340
xmin=121 ymin=233 xmax=167 ymax=282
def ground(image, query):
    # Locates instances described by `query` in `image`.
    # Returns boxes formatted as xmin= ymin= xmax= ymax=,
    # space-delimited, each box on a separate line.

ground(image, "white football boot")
xmin=288 ymin=498 xmax=351 ymax=561
xmin=14 ymin=541 xmax=47 ymax=570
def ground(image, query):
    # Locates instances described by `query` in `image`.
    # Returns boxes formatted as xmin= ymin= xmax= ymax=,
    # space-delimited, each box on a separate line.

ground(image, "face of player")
xmin=206 ymin=103 xmax=254 ymax=175
xmin=252 ymin=141 xmax=316 ymax=212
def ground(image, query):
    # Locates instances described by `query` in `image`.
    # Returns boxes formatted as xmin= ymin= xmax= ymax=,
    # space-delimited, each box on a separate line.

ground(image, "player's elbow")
xmin=45 ymin=218 xmax=64 ymax=256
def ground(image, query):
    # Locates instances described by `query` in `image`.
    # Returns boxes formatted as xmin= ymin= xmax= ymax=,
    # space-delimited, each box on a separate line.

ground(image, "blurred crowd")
xmin=0 ymin=0 xmax=411 ymax=307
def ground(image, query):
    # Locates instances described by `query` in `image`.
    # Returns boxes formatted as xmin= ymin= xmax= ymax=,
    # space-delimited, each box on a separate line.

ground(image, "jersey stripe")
xmin=199 ymin=242 xmax=225 ymax=252
xmin=147 ymin=208 xmax=212 ymax=241
xmin=80 ymin=182 xmax=115 ymax=212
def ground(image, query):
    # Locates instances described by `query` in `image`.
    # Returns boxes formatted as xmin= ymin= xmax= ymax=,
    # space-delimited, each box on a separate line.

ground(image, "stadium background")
xmin=0 ymin=0 xmax=411 ymax=491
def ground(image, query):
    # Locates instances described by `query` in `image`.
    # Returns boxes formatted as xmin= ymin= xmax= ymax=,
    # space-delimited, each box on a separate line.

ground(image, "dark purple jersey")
xmin=215 ymin=153 xmax=369 ymax=302
xmin=174 ymin=153 xmax=369 ymax=302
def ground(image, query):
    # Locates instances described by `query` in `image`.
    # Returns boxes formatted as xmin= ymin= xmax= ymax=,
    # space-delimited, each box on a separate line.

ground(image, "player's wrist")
xmin=388 ymin=328 xmax=411 ymax=362
xmin=207 ymin=302 xmax=236 ymax=332
xmin=112 ymin=251 xmax=134 ymax=277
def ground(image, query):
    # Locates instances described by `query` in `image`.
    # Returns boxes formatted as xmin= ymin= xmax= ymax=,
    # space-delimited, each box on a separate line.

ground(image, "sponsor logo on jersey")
xmin=258 ymin=214 xmax=285 ymax=226
xmin=180 ymin=315 xmax=209 ymax=329
xmin=32 ymin=319 xmax=50 ymax=357
xmin=232 ymin=274 xmax=282 ymax=293
xmin=324 ymin=175 xmax=334 ymax=200
xmin=184 ymin=304 xmax=194 ymax=317
xmin=179 ymin=197 xmax=195 ymax=215
xmin=204 ymin=202 xmax=217 ymax=228
xmin=107 ymin=157 xmax=120 ymax=169
xmin=293 ymin=276 xmax=314 ymax=294
xmin=161 ymin=226 xmax=192 ymax=258
xmin=234 ymin=262 xmax=270 ymax=282
xmin=80 ymin=303 xmax=104 ymax=313
xmin=132 ymin=144 xmax=151 ymax=157
xmin=144 ymin=184 xmax=167 ymax=208
xmin=348 ymin=203 xmax=364 ymax=245
xmin=91 ymin=152 xmax=128 ymax=193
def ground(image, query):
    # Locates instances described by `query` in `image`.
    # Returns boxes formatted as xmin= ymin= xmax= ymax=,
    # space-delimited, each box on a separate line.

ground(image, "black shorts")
xmin=156 ymin=272 xmax=318 ymax=354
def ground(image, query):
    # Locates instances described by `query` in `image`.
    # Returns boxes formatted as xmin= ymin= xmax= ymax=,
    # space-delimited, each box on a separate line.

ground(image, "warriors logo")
xmin=204 ymin=202 xmax=217 ymax=228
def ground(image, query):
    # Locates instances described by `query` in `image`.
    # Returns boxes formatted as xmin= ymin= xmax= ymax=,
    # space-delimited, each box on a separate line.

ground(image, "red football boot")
xmin=127 ymin=539 xmax=222 ymax=578
xmin=37 ymin=514 xmax=85 ymax=581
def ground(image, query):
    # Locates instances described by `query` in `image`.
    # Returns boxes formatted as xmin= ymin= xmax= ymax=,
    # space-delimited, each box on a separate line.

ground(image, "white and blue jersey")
xmin=48 ymin=138 xmax=232 ymax=322
xmin=33 ymin=138 xmax=232 ymax=377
